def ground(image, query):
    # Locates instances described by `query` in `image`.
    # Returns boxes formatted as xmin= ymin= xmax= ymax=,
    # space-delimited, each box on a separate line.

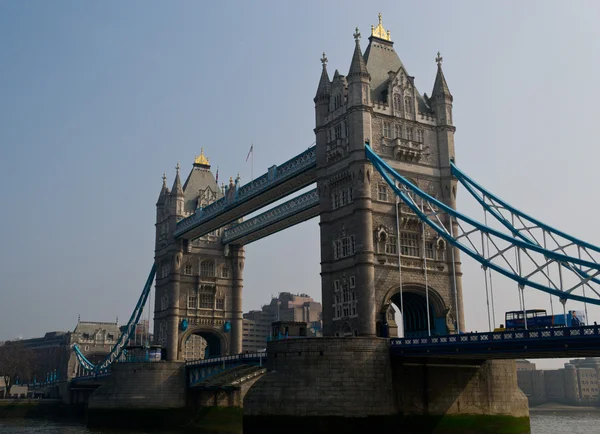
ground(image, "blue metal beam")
xmin=365 ymin=144 xmax=600 ymax=306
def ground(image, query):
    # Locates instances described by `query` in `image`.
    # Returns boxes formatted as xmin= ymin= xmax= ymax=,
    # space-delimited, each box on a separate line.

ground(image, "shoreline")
xmin=531 ymin=403 xmax=600 ymax=412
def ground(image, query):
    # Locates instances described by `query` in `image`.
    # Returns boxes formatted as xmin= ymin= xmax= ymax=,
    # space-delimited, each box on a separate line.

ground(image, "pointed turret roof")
xmin=431 ymin=52 xmax=452 ymax=101
xmin=314 ymin=52 xmax=331 ymax=99
xmin=157 ymin=173 xmax=168 ymax=205
xmin=363 ymin=14 xmax=403 ymax=100
xmin=170 ymin=163 xmax=184 ymax=198
xmin=182 ymin=149 xmax=222 ymax=214
xmin=348 ymin=27 xmax=369 ymax=80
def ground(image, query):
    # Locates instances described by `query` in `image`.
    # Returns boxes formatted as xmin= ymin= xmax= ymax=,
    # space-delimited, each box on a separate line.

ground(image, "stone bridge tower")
xmin=315 ymin=15 xmax=464 ymax=338
xmin=154 ymin=150 xmax=244 ymax=361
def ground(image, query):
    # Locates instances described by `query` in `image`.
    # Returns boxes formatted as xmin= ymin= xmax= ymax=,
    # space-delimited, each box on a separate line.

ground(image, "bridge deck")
xmin=175 ymin=147 xmax=316 ymax=240
xmin=222 ymin=189 xmax=319 ymax=245
xmin=391 ymin=326 xmax=600 ymax=359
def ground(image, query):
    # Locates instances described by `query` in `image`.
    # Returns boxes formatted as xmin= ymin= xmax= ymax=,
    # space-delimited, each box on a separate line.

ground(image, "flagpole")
xmin=251 ymin=141 xmax=254 ymax=181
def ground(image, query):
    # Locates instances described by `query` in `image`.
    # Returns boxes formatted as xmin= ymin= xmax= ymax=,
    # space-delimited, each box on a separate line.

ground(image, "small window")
xmin=378 ymin=184 xmax=388 ymax=202
xmin=221 ymin=267 xmax=229 ymax=278
xmin=184 ymin=263 xmax=193 ymax=275
xmin=349 ymin=276 xmax=356 ymax=288
xmin=425 ymin=241 xmax=435 ymax=259
xmin=200 ymin=260 xmax=215 ymax=277
xmin=344 ymin=122 xmax=349 ymax=138
xmin=383 ymin=122 xmax=391 ymax=138
xmin=188 ymin=294 xmax=198 ymax=309
xmin=395 ymin=124 xmax=402 ymax=139
xmin=407 ymin=128 xmax=414 ymax=141
xmin=341 ymin=238 xmax=350 ymax=257
xmin=341 ymin=189 xmax=348 ymax=206
xmin=334 ymin=280 xmax=340 ymax=291
xmin=404 ymin=97 xmax=412 ymax=114
xmin=400 ymin=232 xmax=419 ymax=257
xmin=385 ymin=236 xmax=397 ymax=255
xmin=332 ymin=192 xmax=340 ymax=209
xmin=334 ymin=124 xmax=342 ymax=140
xmin=216 ymin=298 xmax=225 ymax=310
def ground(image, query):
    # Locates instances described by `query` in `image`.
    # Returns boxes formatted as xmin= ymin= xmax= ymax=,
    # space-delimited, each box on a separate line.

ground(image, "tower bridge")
xmin=70 ymin=14 xmax=600 ymax=434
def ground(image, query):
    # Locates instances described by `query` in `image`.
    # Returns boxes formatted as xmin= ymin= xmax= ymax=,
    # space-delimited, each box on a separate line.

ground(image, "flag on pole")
xmin=215 ymin=166 xmax=219 ymax=184
xmin=246 ymin=144 xmax=254 ymax=162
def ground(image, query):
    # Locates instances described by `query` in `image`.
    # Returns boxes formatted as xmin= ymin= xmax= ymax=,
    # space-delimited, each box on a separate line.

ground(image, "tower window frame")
xmin=383 ymin=122 xmax=391 ymax=138
xmin=378 ymin=184 xmax=388 ymax=202
xmin=200 ymin=260 xmax=215 ymax=278
xmin=400 ymin=232 xmax=420 ymax=257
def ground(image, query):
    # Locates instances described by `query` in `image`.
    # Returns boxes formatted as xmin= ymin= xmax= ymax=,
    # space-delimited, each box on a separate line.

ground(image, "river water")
xmin=1 ymin=411 xmax=599 ymax=433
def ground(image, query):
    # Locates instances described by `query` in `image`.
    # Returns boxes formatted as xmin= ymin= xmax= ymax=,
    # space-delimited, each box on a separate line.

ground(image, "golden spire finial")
xmin=194 ymin=147 xmax=210 ymax=166
xmin=371 ymin=13 xmax=391 ymax=41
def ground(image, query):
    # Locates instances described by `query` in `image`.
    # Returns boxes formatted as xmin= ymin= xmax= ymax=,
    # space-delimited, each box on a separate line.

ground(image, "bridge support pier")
xmin=244 ymin=338 xmax=530 ymax=434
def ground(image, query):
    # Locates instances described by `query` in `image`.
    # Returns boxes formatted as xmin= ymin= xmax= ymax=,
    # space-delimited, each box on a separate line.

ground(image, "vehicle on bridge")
xmin=505 ymin=309 xmax=586 ymax=330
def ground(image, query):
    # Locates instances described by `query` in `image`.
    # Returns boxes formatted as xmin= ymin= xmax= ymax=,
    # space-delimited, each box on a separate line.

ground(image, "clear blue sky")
xmin=2 ymin=1 xmax=600 ymax=368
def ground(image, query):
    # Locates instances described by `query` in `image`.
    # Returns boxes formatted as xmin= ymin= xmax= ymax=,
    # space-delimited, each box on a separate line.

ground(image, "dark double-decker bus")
xmin=505 ymin=309 xmax=586 ymax=330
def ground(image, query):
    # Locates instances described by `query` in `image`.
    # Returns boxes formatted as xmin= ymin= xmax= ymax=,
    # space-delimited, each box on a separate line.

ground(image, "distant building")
xmin=242 ymin=293 xmax=322 ymax=352
xmin=517 ymin=357 xmax=600 ymax=406
xmin=2 ymin=319 xmax=122 ymax=382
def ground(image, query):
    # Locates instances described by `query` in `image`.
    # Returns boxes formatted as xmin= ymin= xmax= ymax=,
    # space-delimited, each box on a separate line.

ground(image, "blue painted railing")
xmin=175 ymin=146 xmax=316 ymax=238
xmin=390 ymin=325 xmax=600 ymax=355
xmin=186 ymin=352 xmax=266 ymax=368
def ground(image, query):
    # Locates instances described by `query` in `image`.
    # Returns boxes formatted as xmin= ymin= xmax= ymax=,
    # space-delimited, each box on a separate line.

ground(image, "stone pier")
xmin=243 ymin=337 xmax=530 ymax=434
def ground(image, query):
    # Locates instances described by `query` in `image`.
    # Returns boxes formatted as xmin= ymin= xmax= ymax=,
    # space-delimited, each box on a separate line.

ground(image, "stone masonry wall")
xmin=88 ymin=361 xmax=186 ymax=409
xmin=244 ymin=337 xmax=395 ymax=417
xmin=392 ymin=359 xmax=529 ymax=417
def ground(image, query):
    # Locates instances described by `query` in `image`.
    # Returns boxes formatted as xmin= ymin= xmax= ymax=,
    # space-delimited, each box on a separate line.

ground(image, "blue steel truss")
xmin=222 ymin=189 xmax=319 ymax=245
xmin=73 ymin=264 xmax=156 ymax=372
xmin=365 ymin=144 xmax=600 ymax=306
xmin=452 ymin=162 xmax=600 ymax=289
xmin=175 ymin=146 xmax=316 ymax=239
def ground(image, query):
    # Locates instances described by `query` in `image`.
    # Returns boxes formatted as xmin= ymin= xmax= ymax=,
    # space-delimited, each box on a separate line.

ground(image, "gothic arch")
xmin=381 ymin=283 xmax=449 ymax=337
xmin=178 ymin=326 xmax=229 ymax=360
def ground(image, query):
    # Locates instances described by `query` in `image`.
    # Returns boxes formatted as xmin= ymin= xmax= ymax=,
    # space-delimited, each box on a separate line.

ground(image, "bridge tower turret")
xmin=154 ymin=151 xmax=242 ymax=361
xmin=315 ymin=14 xmax=465 ymax=338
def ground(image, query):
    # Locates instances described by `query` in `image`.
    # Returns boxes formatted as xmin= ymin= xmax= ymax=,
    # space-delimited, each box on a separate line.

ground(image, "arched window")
xmin=221 ymin=266 xmax=229 ymax=278
xmin=394 ymin=94 xmax=401 ymax=112
xmin=161 ymin=294 xmax=168 ymax=311
xmin=200 ymin=260 xmax=215 ymax=277
xmin=404 ymin=96 xmax=412 ymax=114
xmin=184 ymin=263 xmax=193 ymax=276
xmin=437 ymin=238 xmax=447 ymax=261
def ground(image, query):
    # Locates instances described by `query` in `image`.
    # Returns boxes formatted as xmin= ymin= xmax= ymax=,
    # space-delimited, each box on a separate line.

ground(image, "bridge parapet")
xmin=391 ymin=325 xmax=600 ymax=358
xmin=186 ymin=352 xmax=266 ymax=387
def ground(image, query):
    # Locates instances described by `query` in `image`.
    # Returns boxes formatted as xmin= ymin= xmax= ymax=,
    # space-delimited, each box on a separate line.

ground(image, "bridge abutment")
xmin=86 ymin=361 xmax=187 ymax=429
xmin=244 ymin=338 xmax=530 ymax=434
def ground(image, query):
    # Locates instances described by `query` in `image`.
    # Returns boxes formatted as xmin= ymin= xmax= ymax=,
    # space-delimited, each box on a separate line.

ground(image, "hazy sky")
xmin=2 ymin=1 xmax=600 ymax=369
